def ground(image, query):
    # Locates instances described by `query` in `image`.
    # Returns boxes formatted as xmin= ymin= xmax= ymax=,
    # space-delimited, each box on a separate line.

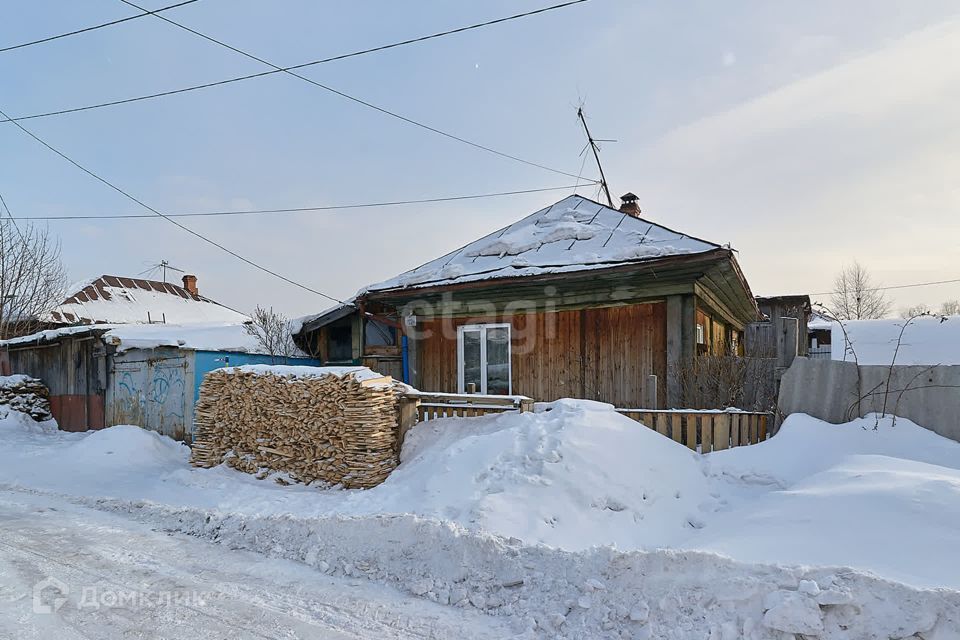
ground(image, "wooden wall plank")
xmin=730 ymin=414 xmax=741 ymax=447
xmin=701 ymin=415 xmax=713 ymax=453
xmin=656 ymin=413 xmax=669 ymax=438
xmin=684 ymin=415 xmax=697 ymax=451
xmin=714 ymin=414 xmax=730 ymax=451
xmin=671 ymin=414 xmax=683 ymax=444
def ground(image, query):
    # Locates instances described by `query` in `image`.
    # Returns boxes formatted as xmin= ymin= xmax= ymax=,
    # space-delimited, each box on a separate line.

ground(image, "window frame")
xmin=456 ymin=323 xmax=512 ymax=395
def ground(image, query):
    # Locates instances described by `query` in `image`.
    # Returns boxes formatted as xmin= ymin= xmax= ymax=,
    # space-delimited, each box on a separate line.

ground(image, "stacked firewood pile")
xmin=0 ymin=375 xmax=53 ymax=422
xmin=190 ymin=367 xmax=399 ymax=489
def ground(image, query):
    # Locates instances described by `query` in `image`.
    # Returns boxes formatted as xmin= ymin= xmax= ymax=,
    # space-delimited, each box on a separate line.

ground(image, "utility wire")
xmin=0 ymin=190 xmax=30 ymax=252
xmin=810 ymin=278 xmax=960 ymax=297
xmin=118 ymin=0 xmax=591 ymax=181
xmin=0 ymin=0 xmax=201 ymax=53
xmin=0 ymin=106 xmax=344 ymax=304
xmin=6 ymin=184 xmax=586 ymax=220
xmin=2 ymin=0 xmax=595 ymax=182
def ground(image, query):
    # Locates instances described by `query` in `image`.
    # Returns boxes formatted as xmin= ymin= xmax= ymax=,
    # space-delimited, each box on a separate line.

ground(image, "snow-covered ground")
xmin=0 ymin=489 xmax=508 ymax=639
xmin=2 ymin=401 xmax=959 ymax=637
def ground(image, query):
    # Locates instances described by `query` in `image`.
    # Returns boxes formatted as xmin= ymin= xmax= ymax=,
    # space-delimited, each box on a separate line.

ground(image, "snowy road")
xmin=0 ymin=489 xmax=510 ymax=640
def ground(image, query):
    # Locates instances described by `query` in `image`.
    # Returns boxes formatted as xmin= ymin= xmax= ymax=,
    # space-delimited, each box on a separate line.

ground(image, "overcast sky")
xmin=2 ymin=1 xmax=958 ymax=317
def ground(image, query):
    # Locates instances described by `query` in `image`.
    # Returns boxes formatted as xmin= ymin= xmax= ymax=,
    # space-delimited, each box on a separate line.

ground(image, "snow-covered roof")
xmin=831 ymin=316 xmax=960 ymax=365
xmin=0 ymin=322 xmax=278 ymax=355
xmin=808 ymin=311 xmax=833 ymax=331
xmin=47 ymin=275 xmax=248 ymax=325
xmin=101 ymin=322 xmax=260 ymax=353
xmin=365 ymin=195 xmax=721 ymax=292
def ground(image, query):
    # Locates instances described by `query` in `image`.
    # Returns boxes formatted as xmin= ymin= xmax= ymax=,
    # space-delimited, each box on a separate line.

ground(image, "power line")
xmin=0 ymin=191 xmax=29 ymax=249
xmin=0 ymin=0 xmax=201 ymax=53
xmin=120 ymin=0 xmax=592 ymax=181
xmin=6 ymin=184 xmax=585 ymax=220
xmin=2 ymin=0 xmax=594 ymax=182
xmin=810 ymin=278 xmax=960 ymax=297
xmin=0 ymin=105 xmax=344 ymax=304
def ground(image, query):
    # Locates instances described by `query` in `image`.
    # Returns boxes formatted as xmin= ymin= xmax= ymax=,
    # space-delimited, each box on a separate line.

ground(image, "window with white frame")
xmin=457 ymin=324 xmax=511 ymax=395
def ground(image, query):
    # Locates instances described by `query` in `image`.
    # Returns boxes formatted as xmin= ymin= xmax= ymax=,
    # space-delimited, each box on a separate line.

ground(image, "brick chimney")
xmin=619 ymin=192 xmax=641 ymax=218
xmin=182 ymin=274 xmax=198 ymax=296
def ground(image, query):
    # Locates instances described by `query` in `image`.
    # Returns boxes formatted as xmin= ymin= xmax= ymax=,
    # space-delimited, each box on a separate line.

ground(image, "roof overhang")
xmin=364 ymin=248 xmax=733 ymax=302
xmin=295 ymin=303 xmax=358 ymax=335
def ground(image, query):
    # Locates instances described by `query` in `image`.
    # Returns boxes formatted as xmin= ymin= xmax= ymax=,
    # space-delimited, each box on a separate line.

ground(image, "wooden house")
xmin=752 ymin=295 xmax=812 ymax=358
xmin=293 ymin=194 xmax=760 ymax=408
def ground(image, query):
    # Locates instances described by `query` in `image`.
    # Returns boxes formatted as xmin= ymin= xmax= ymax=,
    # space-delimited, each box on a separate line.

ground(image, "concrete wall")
xmin=778 ymin=356 xmax=960 ymax=442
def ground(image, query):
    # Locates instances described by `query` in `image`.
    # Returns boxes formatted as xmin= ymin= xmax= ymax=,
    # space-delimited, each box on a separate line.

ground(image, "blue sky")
xmin=2 ymin=1 xmax=958 ymax=316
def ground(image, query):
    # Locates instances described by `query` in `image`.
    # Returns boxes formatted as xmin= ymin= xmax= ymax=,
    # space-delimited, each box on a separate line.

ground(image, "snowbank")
xmin=3 ymin=402 xmax=960 ymax=613
xmin=58 ymin=424 xmax=189 ymax=467
xmin=365 ymin=399 xmax=715 ymax=550
xmin=699 ymin=414 xmax=960 ymax=589
xmin=704 ymin=412 xmax=960 ymax=486
xmin=80 ymin=498 xmax=958 ymax=639
xmin=832 ymin=315 xmax=960 ymax=364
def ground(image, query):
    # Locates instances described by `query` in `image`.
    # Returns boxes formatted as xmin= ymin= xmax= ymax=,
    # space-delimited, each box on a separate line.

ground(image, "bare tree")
xmin=0 ymin=220 xmax=68 ymax=339
xmin=245 ymin=306 xmax=303 ymax=363
xmin=899 ymin=303 xmax=930 ymax=319
xmin=830 ymin=261 xmax=892 ymax=320
xmin=940 ymin=300 xmax=960 ymax=316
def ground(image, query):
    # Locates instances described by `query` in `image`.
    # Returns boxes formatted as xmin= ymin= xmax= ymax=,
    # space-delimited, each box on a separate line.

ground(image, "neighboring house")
xmin=47 ymin=274 xmax=247 ymax=325
xmin=807 ymin=311 xmax=833 ymax=359
xmin=750 ymin=295 xmax=812 ymax=358
xmin=0 ymin=323 xmax=319 ymax=438
xmin=294 ymin=194 xmax=760 ymax=408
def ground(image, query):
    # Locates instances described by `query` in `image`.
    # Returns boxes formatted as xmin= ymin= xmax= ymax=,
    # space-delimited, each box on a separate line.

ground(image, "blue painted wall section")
xmin=193 ymin=351 xmax=321 ymax=402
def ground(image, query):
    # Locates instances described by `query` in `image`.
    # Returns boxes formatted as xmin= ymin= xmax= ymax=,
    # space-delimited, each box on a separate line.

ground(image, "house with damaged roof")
xmin=1 ymin=274 xmax=317 ymax=437
xmin=47 ymin=274 xmax=248 ymax=326
xmin=294 ymin=194 xmax=761 ymax=408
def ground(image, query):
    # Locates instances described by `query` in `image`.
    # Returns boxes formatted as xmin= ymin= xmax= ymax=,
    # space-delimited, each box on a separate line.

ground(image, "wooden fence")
xmin=397 ymin=392 xmax=535 ymax=443
xmin=396 ymin=392 xmax=770 ymax=453
xmin=616 ymin=409 xmax=770 ymax=452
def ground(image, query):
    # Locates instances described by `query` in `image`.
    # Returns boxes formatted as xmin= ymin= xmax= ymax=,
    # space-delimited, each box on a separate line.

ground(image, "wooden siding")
xmin=415 ymin=302 xmax=667 ymax=407
xmin=4 ymin=335 xmax=106 ymax=431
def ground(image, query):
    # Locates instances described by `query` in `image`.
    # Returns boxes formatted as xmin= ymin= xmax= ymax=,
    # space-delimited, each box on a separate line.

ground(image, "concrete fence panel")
xmin=778 ymin=357 xmax=960 ymax=442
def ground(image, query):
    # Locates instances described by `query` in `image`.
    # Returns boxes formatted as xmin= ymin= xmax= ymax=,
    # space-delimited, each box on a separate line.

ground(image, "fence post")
xmin=644 ymin=375 xmax=658 ymax=409
xmin=397 ymin=395 xmax=420 ymax=450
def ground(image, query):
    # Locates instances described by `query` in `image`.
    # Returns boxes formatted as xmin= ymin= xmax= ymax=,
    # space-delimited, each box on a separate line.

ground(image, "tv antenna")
xmin=577 ymin=106 xmax=616 ymax=208
xmin=139 ymin=259 xmax=184 ymax=283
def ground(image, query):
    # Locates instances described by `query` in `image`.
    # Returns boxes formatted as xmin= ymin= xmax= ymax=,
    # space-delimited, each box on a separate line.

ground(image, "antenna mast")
xmin=140 ymin=259 xmax=185 ymax=283
xmin=577 ymin=107 xmax=614 ymax=208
